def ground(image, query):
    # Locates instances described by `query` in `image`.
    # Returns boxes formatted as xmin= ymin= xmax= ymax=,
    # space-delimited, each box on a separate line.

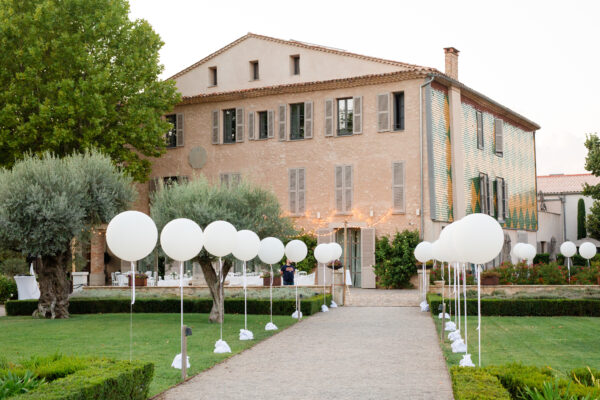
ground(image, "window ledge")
xmin=208 ymin=84 xmax=217 ymax=88
xmin=289 ymin=213 xmax=305 ymax=218
xmin=335 ymin=212 xmax=353 ymax=216
xmin=392 ymin=128 xmax=405 ymax=132
xmin=391 ymin=210 xmax=406 ymax=215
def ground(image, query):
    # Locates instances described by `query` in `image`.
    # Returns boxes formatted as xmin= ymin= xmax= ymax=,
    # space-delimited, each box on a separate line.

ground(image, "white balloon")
xmin=439 ymin=221 xmax=462 ymax=262
xmin=203 ymin=220 xmax=237 ymax=258
xmin=106 ymin=211 xmax=158 ymax=262
xmin=521 ymin=244 xmax=537 ymax=261
xmin=414 ymin=241 xmax=433 ymax=263
xmin=560 ymin=241 xmax=577 ymax=258
xmin=285 ymin=240 xmax=308 ymax=263
xmin=329 ymin=242 xmax=343 ymax=261
xmin=453 ymin=213 xmax=504 ymax=264
xmin=160 ymin=218 xmax=204 ymax=262
xmin=314 ymin=243 xmax=333 ymax=264
xmin=232 ymin=230 xmax=261 ymax=261
xmin=258 ymin=237 xmax=285 ymax=264
xmin=431 ymin=240 xmax=443 ymax=261
xmin=579 ymin=242 xmax=597 ymax=260
xmin=512 ymin=243 xmax=525 ymax=260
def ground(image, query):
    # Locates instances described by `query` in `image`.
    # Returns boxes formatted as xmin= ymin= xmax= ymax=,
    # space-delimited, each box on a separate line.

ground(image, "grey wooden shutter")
xmin=393 ymin=162 xmax=405 ymax=212
xmin=344 ymin=165 xmax=353 ymax=212
xmin=212 ymin=110 xmax=220 ymax=144
xmin=298 ymin=168 xmax=305 ymax=213
xmin=476 ymin=111 xmax=483 ymax=149
xmin=289 ymin=169 xmax=297 ymax=213
xmin=503 ymin=181 xmax=509 ymax=220
xmin=335 ymin=166 xmax=343 ymax=211
xmin=377 ymin=93 xmax=390 ymax=132
xmin=325 ymin=99 xmax=334 ymax=137
xmin=236 ymin=108 xmax=244 ymax=142
xmin=220 ymin=173 xmax=229 ymax=188
xmin=176 ymin=113 xmax=184 ymax=147
xmin=148 ymin=178 xmax=160 ymax=196
xmin=488 ymin=177 xmax=493 ymax=216
xmin=267 ymin=110 xmax=274 ymax=138
xmin=360 ymin=227 xmax=376 ymax=288
xmin=304 ymin=101 xmax=313 ymax=139
xmin=495 ymin=119 xmax=504 ymax=155
xmin=278 ymin=104 xmax=286 ymax=141
xmin=479 ymin=173 xmax=488 ymax=214
xmin=353 ymin=96 xmax=362 ymax=134
xmin=496 ymin=178 xmax=504 ymax=221
xmin=248 ymin=111 xmax=255 ymax=140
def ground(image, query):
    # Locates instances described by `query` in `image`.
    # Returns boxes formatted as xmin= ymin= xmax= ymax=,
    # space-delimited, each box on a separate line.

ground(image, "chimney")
xmin=444 ymin=47 xmax=460 ymax=80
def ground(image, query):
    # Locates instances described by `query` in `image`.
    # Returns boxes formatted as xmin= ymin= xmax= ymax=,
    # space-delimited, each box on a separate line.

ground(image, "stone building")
xmin=91 ymin=33 xmax=540 ymax=287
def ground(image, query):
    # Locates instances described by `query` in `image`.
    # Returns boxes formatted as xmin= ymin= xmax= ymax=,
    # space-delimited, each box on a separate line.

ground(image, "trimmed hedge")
xmin=449 ymin=366 xmax=511 ymax=400
xmin=3 ymin=356 xmax=153 ymax=400
xmin=427 ymin=294 xmax=600 ymax=317
xmin=6 ymin=294 xmax=332 ymax=317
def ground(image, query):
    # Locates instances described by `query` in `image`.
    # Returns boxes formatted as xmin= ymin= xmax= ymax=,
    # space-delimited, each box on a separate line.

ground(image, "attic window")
xmin=209 ymin=67 xmax=217 ymax=86
xmin=291 ymin=55 xmax=300 ymax=75
xmin=250 ymin=60 xmax=259 ymax=80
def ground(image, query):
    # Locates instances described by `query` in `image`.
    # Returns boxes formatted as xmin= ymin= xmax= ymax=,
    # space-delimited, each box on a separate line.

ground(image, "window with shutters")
xmin=223 ymin=109 xmax=236 ymax=143
xmin=476 ymin=111 xmax=484 ymax=150
xmin=290 ymin=55 xmax=300 ymax=75
xmin=163 ymin=176 xmax=188 ymax=188
xmin=494 ymin=118 xmax=504 ymax=156
xmin=393 ymin=92 xmax=405 ymax=131
xmin=220 ymin=173 xmax=241 ymax=189
xmin=250 ymin=60 xmax=259 ymax=80
xmin=337 ymin=98 xmax=354 ymax=136
xmin=392 ymin=162 xmax=406 ymax=212
xmin=258 ymin=111 xmax=268 ymax=139
xmin=165 ymin=114 xmax=177 ymax=148
xmin=290 ymin=103 xmax=305 ymax=140
xmin=496 ymin=177 xmax=506 ymax=221
xmin=209 ymin=67 xmax=217 ymax=86
xmin=288 ymin=168 xmax=306 ymax=215
xmin=335 ymin=165 xmax=353 ymax=213
xmin=479 ymin=172 xmax=490 ymax=215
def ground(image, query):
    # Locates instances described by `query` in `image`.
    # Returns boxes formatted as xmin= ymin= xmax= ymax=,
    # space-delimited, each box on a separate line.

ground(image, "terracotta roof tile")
xmin=537 ymin=173 xmax=600 ymax=194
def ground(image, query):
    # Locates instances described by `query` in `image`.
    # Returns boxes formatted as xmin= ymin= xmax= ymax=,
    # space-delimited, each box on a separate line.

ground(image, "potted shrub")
xmin=480 ymin=270 xmax=500 ymax=285
xmin=128 ymin=273 xmax=148 ymax=287
xmin=261 ymin=270 xmax=281 ymax=286
xmin=326 ymin=260 xmax=343 ymax=270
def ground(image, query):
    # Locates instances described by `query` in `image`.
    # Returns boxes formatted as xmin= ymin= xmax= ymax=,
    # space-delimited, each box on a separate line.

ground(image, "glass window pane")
xmin=165 ymin=114 xmax=177 ymax=148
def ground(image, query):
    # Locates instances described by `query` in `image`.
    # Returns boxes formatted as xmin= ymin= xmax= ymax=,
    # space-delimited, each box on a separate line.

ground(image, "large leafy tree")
xmin=151 ymin=179 xmax=296 ymax=323
xmin=0 ymin=0 xmax=180 ymax=181
xmin=583 ymin=133 xmax=600 ymax=239
xmin=0 ymin=152 xmax=135 ymax=318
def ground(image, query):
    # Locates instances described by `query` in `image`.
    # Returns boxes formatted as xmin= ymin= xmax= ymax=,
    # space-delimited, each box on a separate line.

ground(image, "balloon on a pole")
xmin=160 ymin=218 xmax=204 ymax=262
xmin=579 ymin=242 xmax=597 ymax=260
xmin=258 ymin=237 xmax=285 ymax=265
xmin=560 ymin=241 xmax=577 ymax=258
xmin=453 ymin=213 xmax=503 ymax=264
xmin=203 ymin=220 xmax=237 ymax=257
xmin=314 ymin=243 xmax=333 ymax=264
xmin=521 ymin=243 xmax=537 ymax=262
xmin=511 ymin=243 xmax=525 ymax=260
xmin=414 ymin=241 xmax=433 ymax=263
xmin=232 ymin=230 xmax=261 ymax=261
xmin=284 ymin=240 xmax=308 ymax=263
xmin=106 ymin=211 xmax=158 ymax=262
xmin=328 ymin=242 xmax=343 ymax=261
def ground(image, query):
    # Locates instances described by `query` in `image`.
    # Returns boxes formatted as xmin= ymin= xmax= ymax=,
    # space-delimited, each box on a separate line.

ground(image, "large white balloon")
xmin=106 ymin=211 xmax=158 ymax=262
xmin=314 ymin=243 xmax=333 ymax=264
xmin=453 ymin=213 xmax=504 ymax=264
xmin=258 ymin=237 xmax=285 ymax=264
xmin=203 ymin=221 xmax=237 ymax=257
xmin=439 ymin=221 xmax=462 ymax=262
xmin=560 ymin=241 xmax=577 ymax=258
xmin=521 ymin=244 xmax=537 ymax=262
xmin=232 ymin=230 xmax=261 ymax=261
xmin=160 ymin=218 xmax=204 ymax=262
xmin=414 ymin=241 xmax=433 ymax=263
xmin=329 ymin=242 xmax=343 ymax=261
xmin=431 ymin=240 xmax=443 ymax=261
xmin=579 ymin=242 xmax=597 ymax=260
xmin=512 ymin=243 xmax=525 ymax=260
xmin=284 ymin=240 xmax=308 ymax=263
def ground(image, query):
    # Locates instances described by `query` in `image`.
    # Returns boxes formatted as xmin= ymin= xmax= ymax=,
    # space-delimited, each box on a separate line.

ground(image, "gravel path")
xmin=154 ymin=305 xmax=453 ymax=400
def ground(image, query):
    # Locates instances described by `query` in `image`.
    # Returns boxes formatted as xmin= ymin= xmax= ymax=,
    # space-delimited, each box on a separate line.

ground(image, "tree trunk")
xmin=33 ymin=253 xmax=70 ymax=319
xmin=199 ymin=255 xmax=232 ymax=323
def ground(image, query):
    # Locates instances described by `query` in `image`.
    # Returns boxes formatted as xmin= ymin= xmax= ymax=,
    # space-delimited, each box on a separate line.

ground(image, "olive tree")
xmin=150 ymin=178 xmax=296 ymax=323
xmin=0 ymin=152 xmax=135 ymax=318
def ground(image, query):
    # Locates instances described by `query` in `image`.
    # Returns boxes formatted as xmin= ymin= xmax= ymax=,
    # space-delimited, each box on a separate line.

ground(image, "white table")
xmin=14 ymin=275 xmax=40 ymax=300
xmin=226 ymin=276 xmax=263 ymax=286
xmin=157 ymin=278 xmax=192 ymax=287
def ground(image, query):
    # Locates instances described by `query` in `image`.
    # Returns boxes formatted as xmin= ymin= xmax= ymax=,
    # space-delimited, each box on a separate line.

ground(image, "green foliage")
xmin=570 ymin=367 xmax=600 ymax=388
xmin=586 ymin=202 xmax=600 ymax=241
xmin=0 ymin=0 xmax=181 ymax=182
xmin=534 ymin=253 xmax=551 ymax=264
xmin=0 ymin=371 xmax=45 ymax=399
xmin=0 ymin=152 xmax=135 ymax=257
xmin=293 ymin=232 xmax=317 ymax=273
xmin=449 ymin=366 xmax=511 ymax=400
xmin=0 ymin=275 xmax=17 ymax=303
xmin=373 ymin=230 xmax=419 ymax=288
xmin=0 ymin=258 xmax=29 ymax=277
xmin=578 ymin=199 xmax=587 ymax=240
xmin=583 ymin=133 xmax=600 ymax=241
xmin=6 ymin=295 xmax=331 ymax=316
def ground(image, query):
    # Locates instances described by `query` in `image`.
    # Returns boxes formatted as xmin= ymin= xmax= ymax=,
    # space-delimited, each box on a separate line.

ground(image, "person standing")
xmin=280 ymin=259 xmax=296 ymax=285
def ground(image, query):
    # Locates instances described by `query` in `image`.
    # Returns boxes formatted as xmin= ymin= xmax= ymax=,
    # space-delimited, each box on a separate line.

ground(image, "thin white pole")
xmin=322 ymin=262 xmax=326 ymax=305
xmin=270 ymin=264 xmax=274 ymax=324
xmin=243 ymin=260 xmax=247 ymax=330
xmin=463 ymin=263 xmax=467 ymax=351
xmin=180 ymin=260 xmax=184 ymax=356
xmin=456 ymin=262 xmax=461 ymax=333
xmin=477 ymin=264 xmax=482 ymax=366
xmin=219 ymin=257 xmax=223 ymax=341
xmin=130 ymin=261 xmax=135 ymax=362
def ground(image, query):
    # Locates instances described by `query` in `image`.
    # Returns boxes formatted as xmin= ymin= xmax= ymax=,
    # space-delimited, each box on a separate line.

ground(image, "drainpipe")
xmin=419 ymin=76 xmax=434 ymax=240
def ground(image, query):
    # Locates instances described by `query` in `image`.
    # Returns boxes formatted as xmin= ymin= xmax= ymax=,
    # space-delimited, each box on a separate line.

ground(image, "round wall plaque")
xmin=188 ymin=146 xmax=207 ymax=169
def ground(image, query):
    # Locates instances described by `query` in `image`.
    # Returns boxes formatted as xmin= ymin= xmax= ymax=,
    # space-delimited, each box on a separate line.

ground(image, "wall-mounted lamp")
xmin=316 ymin=211 xmax=321 ymax=219
xmin=369 ymin=208 xmax=374 ymax=217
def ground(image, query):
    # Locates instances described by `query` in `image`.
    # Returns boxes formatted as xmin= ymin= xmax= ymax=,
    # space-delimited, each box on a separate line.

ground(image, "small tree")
xmin=151 ymin=178 xmax=296 ymax=323
xmin=577 ymin=198 xmax=587 ymax=239
xmin=373 ymin=230 xmax=420 ymax=289
xmin=0 ymin=152 xmax=135 ymax=318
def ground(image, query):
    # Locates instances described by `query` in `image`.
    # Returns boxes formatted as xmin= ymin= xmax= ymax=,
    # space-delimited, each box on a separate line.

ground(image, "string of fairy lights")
xmin=288 ymin=207 xmax=397 ymax=237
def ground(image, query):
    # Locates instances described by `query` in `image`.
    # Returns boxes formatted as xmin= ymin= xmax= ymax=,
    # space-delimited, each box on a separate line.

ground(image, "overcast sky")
xmin=129 ymin=0 xmax=599 ymax=176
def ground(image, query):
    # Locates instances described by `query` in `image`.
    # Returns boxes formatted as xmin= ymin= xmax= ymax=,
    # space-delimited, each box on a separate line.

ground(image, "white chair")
xmin=298 ymin=271 xmax=308 ymax=276
xmin=111 ymin=272 xmax=118 ymax=286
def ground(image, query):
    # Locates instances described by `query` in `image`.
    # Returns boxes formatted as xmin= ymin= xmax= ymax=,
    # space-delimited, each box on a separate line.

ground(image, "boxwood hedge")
xmin=449 ymin=366 xmax=511 ymax=400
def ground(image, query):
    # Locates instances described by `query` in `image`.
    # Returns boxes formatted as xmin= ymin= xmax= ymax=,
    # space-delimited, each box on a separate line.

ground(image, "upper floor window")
xmin=165 ymin=114 xmax=177 ymax=148
xmin=476 ymin=111 xmax=484 ymax=149
xmin=393 ymin=92 xmax=405 ymax=131
xmin=337 ymin=98 xmax=353 ymax=136
xmin=250 ymin=60 xmax=259 ymax=80
xmin=209 ymin=66 xmax=217 ymax=86
xmin=258 ymin=111 xmax=268 ymax=139
xmin=223 ymin=109 xmax=236 ymax=143
xmin=291 ymin=55 xmax=300 ymax=75
xmin=479 ymin=172 xmax=491 ymax=215
xmin=290 ymin=103 xmax=305 ymax=140
xmin=494 ymin=118 xmax=504 ymax=156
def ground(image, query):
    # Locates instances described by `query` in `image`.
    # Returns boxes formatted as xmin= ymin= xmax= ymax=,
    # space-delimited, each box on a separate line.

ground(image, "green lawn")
xmin=434 ymin=315 xmax=600 ymax=371
xmin=0 ymin=312 xmax=296 ymax=396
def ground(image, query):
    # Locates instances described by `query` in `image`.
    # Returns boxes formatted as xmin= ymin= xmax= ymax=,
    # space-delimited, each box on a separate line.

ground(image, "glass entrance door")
xmin=336 ymin=228 xmax=362 ymax=287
